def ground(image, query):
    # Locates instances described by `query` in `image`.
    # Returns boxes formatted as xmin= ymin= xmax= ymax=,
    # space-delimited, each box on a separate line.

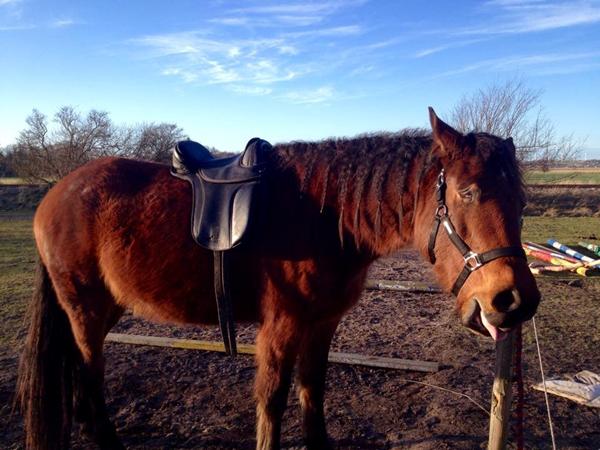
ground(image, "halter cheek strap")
xmin=427 ymin=169 xmax=526 ymax=296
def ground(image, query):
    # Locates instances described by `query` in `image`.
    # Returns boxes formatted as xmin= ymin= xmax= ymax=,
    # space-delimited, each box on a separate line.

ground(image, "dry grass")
xmin=525 ymin=187 xmax=600 ymax=217
xmin=525 ymin=169 xmax=600 ymax=185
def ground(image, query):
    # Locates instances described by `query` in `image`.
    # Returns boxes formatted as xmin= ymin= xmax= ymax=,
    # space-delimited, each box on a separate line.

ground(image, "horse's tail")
xmin=17 ymin=255 xmax=75 ymax=450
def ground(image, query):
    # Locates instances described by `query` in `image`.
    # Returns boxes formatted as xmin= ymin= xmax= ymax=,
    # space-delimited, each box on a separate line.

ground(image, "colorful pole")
xmin=578 ymin=241 xmax=600 ymax=257
xmin=523 ymin=247 xmax=582 ymax=268
xmin=547 ymin=239 xmax=598 ymax=264
xmin=523 ymin=242 xmax=580 ymax=264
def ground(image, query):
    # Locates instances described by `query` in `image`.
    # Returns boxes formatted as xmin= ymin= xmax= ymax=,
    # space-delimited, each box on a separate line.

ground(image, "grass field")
xmin=0 ymin=213 xmax=36 ymax=346
xmin=524 ymin=169 xmax=600 ymax=184
xmin=521 ymin=216 xmax=600 ymax=244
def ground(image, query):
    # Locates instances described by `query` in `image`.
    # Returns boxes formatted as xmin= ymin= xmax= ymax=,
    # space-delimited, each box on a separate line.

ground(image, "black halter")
xmin=427 ymin=169 xmax=526 ymax=296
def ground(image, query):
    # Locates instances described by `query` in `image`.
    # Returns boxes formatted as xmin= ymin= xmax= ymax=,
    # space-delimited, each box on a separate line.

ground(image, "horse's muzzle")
xmin=461 ymin=293 xmax=539 ymax=341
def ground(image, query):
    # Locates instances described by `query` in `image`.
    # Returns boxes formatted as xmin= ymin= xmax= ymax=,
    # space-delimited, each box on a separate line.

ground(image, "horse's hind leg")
xmin=254 ymin=311 xmax=301 ymax=450
xmin=53 ymin=279 xmax=125 ymax=449
xmin=296 ymin=318 xmax=339 ymax=450
xmin=74 ymin=307 xmax=124 ymax=449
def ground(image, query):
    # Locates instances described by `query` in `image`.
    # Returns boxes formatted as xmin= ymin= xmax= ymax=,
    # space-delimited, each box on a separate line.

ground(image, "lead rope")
xmin=514 ymin=324 xmax=524 ymax=450
xmin=532 ymin=317 xmax=557 ymax=450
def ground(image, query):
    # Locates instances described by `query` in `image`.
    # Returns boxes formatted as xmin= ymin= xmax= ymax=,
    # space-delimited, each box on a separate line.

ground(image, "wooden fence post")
xmin=488 ymin=330 xmax=516 ymax=450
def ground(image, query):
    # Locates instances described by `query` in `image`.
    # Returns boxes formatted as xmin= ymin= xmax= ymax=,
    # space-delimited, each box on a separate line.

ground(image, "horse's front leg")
xmin=296 ymin=318 xmax=339 ymax=450
xmin=254 ymin=311 xmax=301 ymax=450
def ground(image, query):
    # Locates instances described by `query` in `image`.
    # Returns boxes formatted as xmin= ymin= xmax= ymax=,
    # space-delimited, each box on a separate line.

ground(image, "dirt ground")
xmin=1 ymin=250 xmax=600 ymax=449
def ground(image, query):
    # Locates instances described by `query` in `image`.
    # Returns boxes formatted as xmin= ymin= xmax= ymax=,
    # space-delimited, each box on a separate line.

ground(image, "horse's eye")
xmin=458 ymin=188 xmax=474 ymax=203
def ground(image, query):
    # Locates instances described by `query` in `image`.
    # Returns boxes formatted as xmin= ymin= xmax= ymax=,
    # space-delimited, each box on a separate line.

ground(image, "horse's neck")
xmin=282 ymin=143 xmax=427 ymax=258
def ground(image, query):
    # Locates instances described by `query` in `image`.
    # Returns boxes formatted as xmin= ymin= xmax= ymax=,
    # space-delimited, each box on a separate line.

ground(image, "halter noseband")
xmin=427 ymin=169 xmax=526 ymax=296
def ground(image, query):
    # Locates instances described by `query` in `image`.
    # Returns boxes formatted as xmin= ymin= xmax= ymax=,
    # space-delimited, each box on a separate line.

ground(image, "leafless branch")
xmin=450 ymin=79 xmax=582 ymax=166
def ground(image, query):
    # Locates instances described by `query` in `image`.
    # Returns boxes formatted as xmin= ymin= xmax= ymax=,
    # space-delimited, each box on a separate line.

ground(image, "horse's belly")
xmin=102 ymin=258 xmax=261 ymax=326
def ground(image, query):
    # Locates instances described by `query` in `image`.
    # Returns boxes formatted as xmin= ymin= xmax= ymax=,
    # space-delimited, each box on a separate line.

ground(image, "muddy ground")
xmin=2 ymin=250 xmax=599 ymax=449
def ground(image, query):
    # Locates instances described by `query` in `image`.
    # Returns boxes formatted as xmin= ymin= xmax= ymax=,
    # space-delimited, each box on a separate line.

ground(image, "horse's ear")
xmin=505 ymin=136 xmax=516 ymax=158
xmin=428 ymin=107 xmax=463 ymax=158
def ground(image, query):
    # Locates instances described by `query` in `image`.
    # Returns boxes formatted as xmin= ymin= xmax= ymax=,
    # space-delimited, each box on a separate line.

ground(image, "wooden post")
xmin=488 ymin=330 xmax=516 ymax=450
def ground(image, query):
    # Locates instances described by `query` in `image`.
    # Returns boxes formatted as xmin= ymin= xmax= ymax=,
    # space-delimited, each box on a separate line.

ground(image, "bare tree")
xmin=118 ymin=123 xmax=187 ymax=163
xmin=0 ymin=146 xmax=17 ymax=177
xmin=12 ymin=107 xmax=115 ymax=183
xmin=10 ymin=107 xmax=187 ymax=183
xmin=450 ymin=79 xmax=583 ymax=166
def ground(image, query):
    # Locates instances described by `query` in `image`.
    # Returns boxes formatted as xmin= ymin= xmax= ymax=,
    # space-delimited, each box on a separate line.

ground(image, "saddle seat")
xmin=171 ymin=137 xmax=272 ymax=251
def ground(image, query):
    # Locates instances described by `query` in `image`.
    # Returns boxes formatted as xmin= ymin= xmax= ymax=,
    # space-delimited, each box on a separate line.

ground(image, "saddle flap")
xmin=192 ymin=180 xmax=258 ymax=250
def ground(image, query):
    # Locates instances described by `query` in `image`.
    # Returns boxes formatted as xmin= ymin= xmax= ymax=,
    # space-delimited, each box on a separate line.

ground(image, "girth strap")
xmin=213 ymin=251 xmax=237 ymax=356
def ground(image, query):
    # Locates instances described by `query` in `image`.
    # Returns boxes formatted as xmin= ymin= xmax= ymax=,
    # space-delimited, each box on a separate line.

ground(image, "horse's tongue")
xmin=480 ymin=310 xmax=508 ymax=342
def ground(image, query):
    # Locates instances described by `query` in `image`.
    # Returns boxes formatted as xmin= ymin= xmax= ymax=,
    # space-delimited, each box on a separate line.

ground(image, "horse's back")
xmin=34 ymin=157 xmax=177 ymax=260
xmin=34 ymin=157 xmax=223 ymax=324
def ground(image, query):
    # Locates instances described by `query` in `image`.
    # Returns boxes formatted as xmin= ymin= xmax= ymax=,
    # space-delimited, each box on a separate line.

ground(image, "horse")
xmin=17 ymin=109 xmax=540 ymax=450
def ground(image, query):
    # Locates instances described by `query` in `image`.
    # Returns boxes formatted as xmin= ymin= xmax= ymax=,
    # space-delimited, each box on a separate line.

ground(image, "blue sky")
xmin=1 ymin=0 xmax=599 ymax=157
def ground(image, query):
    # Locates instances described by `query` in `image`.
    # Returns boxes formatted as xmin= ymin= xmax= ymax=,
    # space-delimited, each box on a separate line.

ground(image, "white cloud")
xmin=349 ymin=64 xmax=375 ymax=76
xmin=208 ymin=17 xmax=249 ymax=26
xmin=211 ymin=0 xmax=367 ymax=28
xmin=278 ymin=45 xmax=298 ymax=55
xmin=228 ymin=85 xmax=273 ymax=96
xmin=204 ymin=60 xmax=241 ymax=84
xmin=49 ymin=18 xmax=78 ymax=28
xmin=466 ymin=0 xmax=600 ymax=35
xmin=273 ymin=15 xmax=324 ymax=26
xmin=409 ymin=2 xmax=600 ymax=61
xmin=228 ymin=46 xmax=241 ymax=58
xmin=431 ymin=51 xmax=600 ymax=79
xmin=161 ymin=67 xmax=199 ymax=83
xmin=413 ymin=38 xmax=488 ymax=58
xmin=0 ymin=0 xmax=24 ymax=25
xmin=414 ymin=45 xmax=450 ymax=58
xmin=136 ymin=31 xmax=302 ymax=88
xmin=284 ymin=25 xmax=363 ymax=38
xmin=281 ymin=86 xmax=334 ymax=104
xmin=0 ymin=23 xmax=32 ymax=30
xmin=232 ymin=1 xmax=367 ymax=16
xmin=130 ymin=0 xmax=367 ymax=101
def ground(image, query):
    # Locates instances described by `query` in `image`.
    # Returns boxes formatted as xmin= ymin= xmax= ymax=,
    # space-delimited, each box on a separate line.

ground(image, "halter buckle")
xmin=436 ymin=169 xmax=446 ymax=188
xmin=435 ymin=204 xmax=448 ymax=218
xmin=463 ymin=251 xmax=483 ymax=272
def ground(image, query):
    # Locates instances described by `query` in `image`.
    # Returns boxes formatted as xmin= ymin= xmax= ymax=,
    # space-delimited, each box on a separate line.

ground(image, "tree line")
xmin=0 ymin=80 xmax=582 ymax=182
xmin=1 ymin=106 xmax=188 ymax=183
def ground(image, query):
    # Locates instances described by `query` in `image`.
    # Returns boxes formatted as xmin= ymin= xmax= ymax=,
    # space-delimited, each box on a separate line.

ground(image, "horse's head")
xmin=413 ymin=108 xmax=540 ymax=341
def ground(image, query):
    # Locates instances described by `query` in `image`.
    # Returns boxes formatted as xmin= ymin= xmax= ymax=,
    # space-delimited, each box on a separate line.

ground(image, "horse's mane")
xmin=273 ymin=128 xmax=432 ymax=247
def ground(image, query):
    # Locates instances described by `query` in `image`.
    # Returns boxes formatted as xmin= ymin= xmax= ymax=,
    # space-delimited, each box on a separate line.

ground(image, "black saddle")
xmin=172 ymin=138 xmax=272 ymax=250
xmin=171 ymin=137 xmax=272 ymax=356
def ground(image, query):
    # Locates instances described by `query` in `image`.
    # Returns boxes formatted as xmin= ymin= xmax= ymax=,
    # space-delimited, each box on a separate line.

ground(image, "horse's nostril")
xmin=491 ymin=289 xmax=521 ymax=313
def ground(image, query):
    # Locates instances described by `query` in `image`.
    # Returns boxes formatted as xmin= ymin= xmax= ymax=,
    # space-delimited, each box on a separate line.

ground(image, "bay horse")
xmin=17 ymin=109 xmax=540 ymax=450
